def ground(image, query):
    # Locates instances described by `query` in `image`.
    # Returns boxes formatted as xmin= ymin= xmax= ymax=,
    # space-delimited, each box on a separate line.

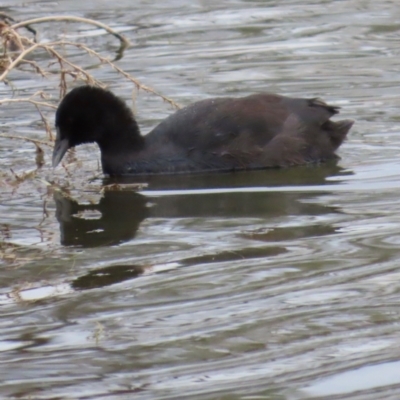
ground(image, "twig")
xmin=0 ymin=134 xmax=53 ymax=147
xmin=0 ymin=36 xmax=180 ymax=108
xmin=0 ymin=13 xmax=182 ymax=176
xmin=0 ymin=12 xmax=37 ymax=38
xmin=0 ymin=97 xmax=56 ymax=109
xmin=18 ymin=59 xmax=49 ymax=78
xmin=58 ymin=40 xmax=180 ymax=108
xmin=0 ymin=42 xmax=40 ymax=81
xmin=44 ymin=43 xmax=102 ymax=87
xmin=11 ymin=16 xmax=130 ymax=57
xmin=35 ymin=104 xmax=53 ymax=141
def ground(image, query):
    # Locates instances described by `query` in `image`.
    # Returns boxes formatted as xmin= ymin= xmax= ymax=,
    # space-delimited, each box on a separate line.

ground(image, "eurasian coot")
xmin=52 ymin=86 xmax=353 ymax=176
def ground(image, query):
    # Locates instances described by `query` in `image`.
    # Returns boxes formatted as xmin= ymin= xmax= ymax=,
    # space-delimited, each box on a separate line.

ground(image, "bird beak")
xmin=52 ymin=127 xmax=70 ymax=168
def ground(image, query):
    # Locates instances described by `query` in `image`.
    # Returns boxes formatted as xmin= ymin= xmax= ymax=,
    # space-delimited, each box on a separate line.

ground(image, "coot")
xmin=52 ymin=86 xmax=353 ymax=176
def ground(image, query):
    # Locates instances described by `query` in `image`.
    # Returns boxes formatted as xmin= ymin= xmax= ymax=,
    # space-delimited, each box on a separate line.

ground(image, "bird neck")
xmin=97 ymin=118 xmax=145 ymax=155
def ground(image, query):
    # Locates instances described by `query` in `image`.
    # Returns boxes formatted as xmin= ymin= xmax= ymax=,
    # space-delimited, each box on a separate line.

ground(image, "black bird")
xmin=52 ymin=86 xmax=353 ymax=176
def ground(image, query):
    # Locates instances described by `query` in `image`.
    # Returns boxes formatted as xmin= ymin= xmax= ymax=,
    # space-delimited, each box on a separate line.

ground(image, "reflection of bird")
xmin=72 ymin=264 xmax=146 ymax=290
xmin=54 ymin=190 xmax=149 ymax=247
xmin=53 ymin=86 xmax=353 ymax=176
xmin=54 ymin=166 xmax=347 ymax=248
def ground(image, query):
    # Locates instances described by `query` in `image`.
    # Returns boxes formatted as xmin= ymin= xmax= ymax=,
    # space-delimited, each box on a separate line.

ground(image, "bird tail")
xmin=323 ymin=119 xmax=354 ymax=150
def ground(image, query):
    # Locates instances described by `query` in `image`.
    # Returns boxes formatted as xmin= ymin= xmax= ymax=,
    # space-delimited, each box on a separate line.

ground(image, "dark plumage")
xmin=52 ymin=86 xmax=353 ymax=176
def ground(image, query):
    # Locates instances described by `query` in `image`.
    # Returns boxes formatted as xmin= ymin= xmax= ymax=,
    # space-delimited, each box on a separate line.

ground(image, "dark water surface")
xmin=1 ymin=1 xmax=400 ymax=399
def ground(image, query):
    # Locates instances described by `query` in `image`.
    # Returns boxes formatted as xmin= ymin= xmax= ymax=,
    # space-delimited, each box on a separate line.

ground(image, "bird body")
xmin=53 ymin=86 xmax=353 ymax=176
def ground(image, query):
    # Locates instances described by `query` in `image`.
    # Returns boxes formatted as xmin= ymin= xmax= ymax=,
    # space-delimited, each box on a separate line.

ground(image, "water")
xmin=1 ymin=0 xmax=400 ymax=399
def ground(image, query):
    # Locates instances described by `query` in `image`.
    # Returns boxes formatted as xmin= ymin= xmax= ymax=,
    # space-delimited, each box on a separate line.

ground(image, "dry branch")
xmin=0 ymin=97 xmax=56 ymax=109
xmin=11 ymin=15 xmax=130 ymax=55
xmin=0 ymin=12 xmax=180 ymax=178
xmin=0 ymin=134 xmax=52 ymax=147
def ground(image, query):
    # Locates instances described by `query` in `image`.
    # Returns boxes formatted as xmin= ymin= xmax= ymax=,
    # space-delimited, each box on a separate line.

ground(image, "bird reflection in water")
xmin=54 ymin=166 xmax=351 ymax=290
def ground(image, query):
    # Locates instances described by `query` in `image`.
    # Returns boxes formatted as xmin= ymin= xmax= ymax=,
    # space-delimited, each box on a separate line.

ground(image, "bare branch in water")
xmin=0 ymin=12 xmax=180 ymax=181
xmin=0 ymin=97 xmax=56 ymax=109
xmin=11 ymin=15 xmax=130 ymax=58
xmin=0 ymin=134 xmax=53 ymax=147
